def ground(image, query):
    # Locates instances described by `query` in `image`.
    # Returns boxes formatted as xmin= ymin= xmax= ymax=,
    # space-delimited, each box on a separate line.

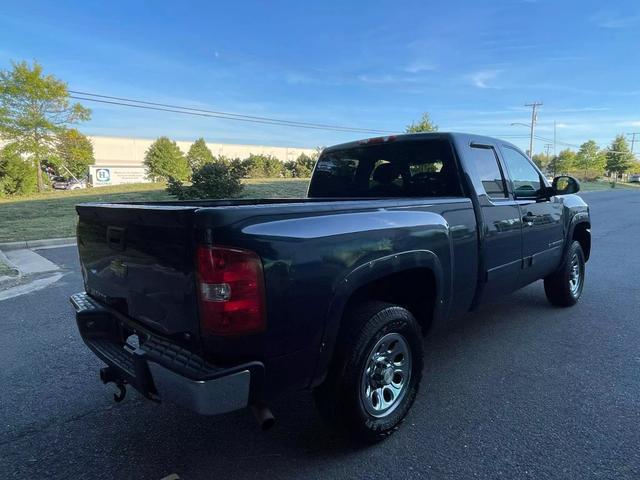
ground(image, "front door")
xmin=467 ymin=143 xmax=523 ymax=301
xmin=499 ymin=145 xmax=564 ymax=285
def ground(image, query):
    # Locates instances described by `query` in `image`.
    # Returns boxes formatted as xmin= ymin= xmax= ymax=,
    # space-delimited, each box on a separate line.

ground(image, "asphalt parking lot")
xmin=1 ymin=189 xmax=639 ymax=479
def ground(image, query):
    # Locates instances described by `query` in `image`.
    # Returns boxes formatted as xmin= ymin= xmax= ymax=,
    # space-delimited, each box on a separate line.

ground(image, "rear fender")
xmin=309 ymin=249 xmax=446 ymax=388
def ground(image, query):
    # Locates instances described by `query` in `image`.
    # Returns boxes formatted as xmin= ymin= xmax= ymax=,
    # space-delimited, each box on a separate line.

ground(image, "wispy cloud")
xmin=590 ymin=11 xmax=640 ymax=29
xmin=468 ymin=69 xmax=501 ymax=89
xmin=615 ymin=120 xmax=640 ymax=127
xmin=403 ymin=61 xmax=437 ymax=73
xmin=357 ymin=73 xmax=424 ymax=85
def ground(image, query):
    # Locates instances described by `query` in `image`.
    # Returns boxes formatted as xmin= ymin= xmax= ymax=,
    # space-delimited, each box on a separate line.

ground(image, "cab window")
xmin=501 ymin=147 xmax=542 ymax=199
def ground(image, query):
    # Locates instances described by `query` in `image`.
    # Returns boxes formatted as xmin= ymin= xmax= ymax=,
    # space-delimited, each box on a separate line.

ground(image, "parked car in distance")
xmin=629 ymin=174 xmax=640 ymax=183
xmin=52 ymin=177 xmax=87 ymax=190
xmin=70 ymin=132 xmax=591 ymax=442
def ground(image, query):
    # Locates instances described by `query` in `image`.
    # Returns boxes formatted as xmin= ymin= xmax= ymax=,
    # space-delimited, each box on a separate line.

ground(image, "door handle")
xmin=522 ymin=213 xmax=536 ymax=225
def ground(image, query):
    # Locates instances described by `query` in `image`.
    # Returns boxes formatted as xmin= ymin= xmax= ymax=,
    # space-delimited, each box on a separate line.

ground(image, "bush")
xmin=283 ymin=160 xmax=296 ymax=178
xmin=167 ymin=162 xmax=243 ymax=200
xmin=144 ymin=137 xmax=190 ymax=182
xmin=294 ymin=153 xmax=316 ymax=177
xmin=242 ymin=154 xmax=284 ymax=178
xmin=0 ymin=144 xmax=38 ymax=196
xmin=282 ymin=153 xmax=317 ymax=178
xmin=229 ymin=158 xmax=247 ymax=177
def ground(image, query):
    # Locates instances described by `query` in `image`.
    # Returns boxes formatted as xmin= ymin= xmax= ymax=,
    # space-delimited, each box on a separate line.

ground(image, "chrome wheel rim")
xmin=360 ymin=332 xmax=412 ymax=418
xmin=569 ymin=253 xmax=582 ymax=296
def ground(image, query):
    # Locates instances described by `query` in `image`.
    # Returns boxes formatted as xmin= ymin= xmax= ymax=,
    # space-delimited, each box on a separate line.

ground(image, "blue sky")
xmin=1 ymin=0 xmax=639 ymax=154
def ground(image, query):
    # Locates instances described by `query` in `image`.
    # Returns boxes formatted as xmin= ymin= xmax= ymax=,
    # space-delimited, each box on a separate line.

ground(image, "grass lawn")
xmin=0 ymin=179 xmax=310 ymax=243
xmin=1 ymin=178 xmax=636 ymax=243
xmin=0 ymin=257 xmax=17 ymax=277
xmin=579 ymin=181 xmax=640 ymax=191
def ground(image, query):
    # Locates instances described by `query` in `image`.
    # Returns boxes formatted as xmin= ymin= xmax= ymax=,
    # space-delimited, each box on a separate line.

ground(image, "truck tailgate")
xmin=76 ymin=204 xmax=201 ymax=341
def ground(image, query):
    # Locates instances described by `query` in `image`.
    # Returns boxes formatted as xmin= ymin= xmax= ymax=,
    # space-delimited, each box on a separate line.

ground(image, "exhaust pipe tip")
xmin=251 ymin=403 xmax=275 ymax=431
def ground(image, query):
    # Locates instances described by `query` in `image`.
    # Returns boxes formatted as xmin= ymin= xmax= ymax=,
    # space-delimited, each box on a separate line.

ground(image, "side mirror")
xmin=552 ymin=175 xmax=580 ymax=195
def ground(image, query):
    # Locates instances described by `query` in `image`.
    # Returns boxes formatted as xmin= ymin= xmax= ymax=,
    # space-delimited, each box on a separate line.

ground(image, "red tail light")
xmin=196 ymin=245 xmax=266 ymax=336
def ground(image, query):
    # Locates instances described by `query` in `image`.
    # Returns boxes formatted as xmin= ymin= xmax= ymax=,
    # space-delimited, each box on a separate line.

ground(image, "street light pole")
xmin=525 ymin=102 xmax=542 ymax=157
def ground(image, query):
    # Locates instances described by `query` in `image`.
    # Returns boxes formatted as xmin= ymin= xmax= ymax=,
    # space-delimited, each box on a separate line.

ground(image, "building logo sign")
xmin=95 ymin=168 xmax=111 ymax=184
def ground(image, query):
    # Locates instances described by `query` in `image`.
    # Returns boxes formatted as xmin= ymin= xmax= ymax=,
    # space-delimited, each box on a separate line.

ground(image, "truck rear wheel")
xmin=544 ymin=240 xmax=585 ymax=307
xmin=314 ymin=301 xmax=423 ymax=443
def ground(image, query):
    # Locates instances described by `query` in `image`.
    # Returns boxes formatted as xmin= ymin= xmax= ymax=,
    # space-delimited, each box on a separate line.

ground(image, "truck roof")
xmin=323 ymin=131 xmax=523 ymax=156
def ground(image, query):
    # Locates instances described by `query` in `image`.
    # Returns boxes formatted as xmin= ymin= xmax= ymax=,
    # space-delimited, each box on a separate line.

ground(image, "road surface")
xmin=1 ymin=189 xmax=638 ymax=479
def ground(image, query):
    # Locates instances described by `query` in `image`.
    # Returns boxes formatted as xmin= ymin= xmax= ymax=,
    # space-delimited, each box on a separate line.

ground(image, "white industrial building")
xmin=88 ymin=135 xmax=315 ymax=186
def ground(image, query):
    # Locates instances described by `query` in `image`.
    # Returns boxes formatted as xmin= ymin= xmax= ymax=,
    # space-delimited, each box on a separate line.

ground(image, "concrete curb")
xmin=0 ymin=237 xmax=76 ymax=251
xmin=0 ymin=249 xmax=21 ymax=287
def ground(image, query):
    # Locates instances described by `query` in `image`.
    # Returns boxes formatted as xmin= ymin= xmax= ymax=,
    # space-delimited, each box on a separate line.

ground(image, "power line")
xmin=70 ymin=90 xmax=397 ymax=135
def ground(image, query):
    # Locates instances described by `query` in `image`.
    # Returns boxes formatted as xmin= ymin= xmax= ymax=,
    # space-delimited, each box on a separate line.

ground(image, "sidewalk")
xmin=0 ymin=245 xmax=65 ymax=300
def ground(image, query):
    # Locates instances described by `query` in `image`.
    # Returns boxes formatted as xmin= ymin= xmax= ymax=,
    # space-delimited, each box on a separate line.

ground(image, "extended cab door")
xmin=498 ymin=145 xmax=564 ymax=285
xmin=466 ymin=143 xmax=523 ymax=301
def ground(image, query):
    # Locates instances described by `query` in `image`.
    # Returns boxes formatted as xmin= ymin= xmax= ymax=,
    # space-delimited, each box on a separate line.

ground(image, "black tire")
xmin=314 ymin=301 xmax=423 ymax=443
xmin=544 ymin=240 xmax=585 ymax=307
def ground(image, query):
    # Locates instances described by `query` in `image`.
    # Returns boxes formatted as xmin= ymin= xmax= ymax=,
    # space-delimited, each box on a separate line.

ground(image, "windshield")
xmin=308 ymin=139 xmax=462 ymax=198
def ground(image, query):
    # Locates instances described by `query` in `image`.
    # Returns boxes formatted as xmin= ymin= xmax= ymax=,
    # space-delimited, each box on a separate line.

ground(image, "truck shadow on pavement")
xmin=27 ymin=283 xmax=567 ymax=479
xmin=8 ymin=281 xmax=581 ymax=480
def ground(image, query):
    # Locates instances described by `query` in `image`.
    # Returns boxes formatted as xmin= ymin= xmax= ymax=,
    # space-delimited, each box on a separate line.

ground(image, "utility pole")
xmin=627 ymin=132 xmax=639 ymax=153
xmin=553 ymin=120 xmax=557 ymax=157
xmin=525 ymin=102 xmax=542 ymax=157
xmin=543 ymin=144 xmax=552 ymax=172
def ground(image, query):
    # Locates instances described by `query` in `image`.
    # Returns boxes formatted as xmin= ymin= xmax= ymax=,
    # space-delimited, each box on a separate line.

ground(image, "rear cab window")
xmin=308 ymin=138 xmax=462 ymax=198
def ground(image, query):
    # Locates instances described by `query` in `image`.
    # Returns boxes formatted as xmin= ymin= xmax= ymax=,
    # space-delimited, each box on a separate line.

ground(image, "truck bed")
xmin=76 ymin=196 xmax=476 ymax=362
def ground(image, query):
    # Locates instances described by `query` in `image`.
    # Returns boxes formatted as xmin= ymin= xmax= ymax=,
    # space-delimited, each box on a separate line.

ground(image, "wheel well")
xmin=572 ymin=222 xmax=591 ymax=261
xmin=344 ymin=268 xmax=437 ymax=334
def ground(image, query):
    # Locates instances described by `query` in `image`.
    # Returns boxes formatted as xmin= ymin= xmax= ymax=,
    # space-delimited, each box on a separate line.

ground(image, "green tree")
xmin=0 ymin=61 xmax=91 ymax=191
xmin=605 ymin=134 xmax=635 ymax=183
xmin=405 ymin=112 xmax=438 ymax=133
xmin=531 ymin=153 xmax=550 ymax=170
xmin=186 ymin=138 xmax=214 ymax=171
xmin=242 ymin=154 xmax=283 ymax=178
xmin=0 ymin=143 xmax=37 ymax=196
xmin=283 ymin=160 xmax=296 ymax=178
xmin=548 ymin=149 xmax=576 ymax=176
xmin=575 ymin=140 xmax=605 ymax=181
xmin=143 ymin=137 xmax=190 ymax=182
xmin=211 ymin=155 xmax=232 ymax=166
xmin=287 ymin=152 xmax=317 ymax=177
xmin=167 ymin=162 xmax=243 ymax=200
xmin=54 ymin=129 xmax=94 ymax=178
